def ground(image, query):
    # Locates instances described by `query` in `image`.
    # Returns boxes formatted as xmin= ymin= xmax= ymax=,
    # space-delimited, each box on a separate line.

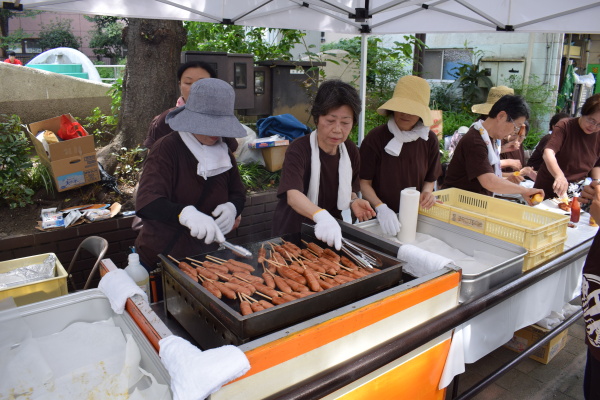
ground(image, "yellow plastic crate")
xmin=0 ymin=253 xmax=68 ymax=306
xmin=420 ymin=188 xmax=569 ymax=251
xmin=522 ymin=240 xmax=566 ymax=272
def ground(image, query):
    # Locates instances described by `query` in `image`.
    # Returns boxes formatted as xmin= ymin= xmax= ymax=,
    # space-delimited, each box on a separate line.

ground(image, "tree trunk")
xmin=97 ymin=18 xmax=187 ymax=172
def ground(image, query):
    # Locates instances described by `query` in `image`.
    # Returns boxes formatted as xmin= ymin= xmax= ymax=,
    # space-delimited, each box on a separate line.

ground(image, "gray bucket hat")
xmin=166 ymin=78 xmax=247 ymax=138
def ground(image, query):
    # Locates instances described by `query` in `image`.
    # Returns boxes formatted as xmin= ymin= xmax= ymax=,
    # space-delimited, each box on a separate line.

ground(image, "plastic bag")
xmin=56 ymin=115 xmax=87 ymax=140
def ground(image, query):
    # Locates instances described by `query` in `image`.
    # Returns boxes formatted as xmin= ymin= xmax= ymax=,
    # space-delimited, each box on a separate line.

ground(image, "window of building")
xmin=422 ymin=48 xmax=472 ymax=80
xmin=8 ymin=39 xmax=42 ymax=55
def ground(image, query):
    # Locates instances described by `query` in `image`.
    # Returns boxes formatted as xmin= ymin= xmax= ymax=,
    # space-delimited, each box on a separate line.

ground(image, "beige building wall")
xmin=0 ymin=62 xmax=112 ymax=124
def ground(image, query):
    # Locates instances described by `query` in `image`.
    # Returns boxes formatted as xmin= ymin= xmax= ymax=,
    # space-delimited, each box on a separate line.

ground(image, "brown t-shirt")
xmin=500 ymin=141 xmax=525 ymax=173
xmin=534 ymin=118 xmax=600 ymax=199
xmin=359 ymin=124 xmax=442 ymax=213
xmin=144 ymin=107 xmax=239 ymax=152
xmin=527 ymin=134 xmax=552 ymax=170
xmin=135 ymin=133 xmax=246 ymax=267
xmin=271 ymin=134 xmax=361 ymax=236
xmin=442 ymin=127 xmax=495 ymax=196
xmin=582 ymin=230 xmax=600 ymax=361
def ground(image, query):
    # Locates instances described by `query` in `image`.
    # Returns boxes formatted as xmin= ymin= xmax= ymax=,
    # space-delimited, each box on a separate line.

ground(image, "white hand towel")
xmin=98 ymin=269 xmax=148 ymax=314
xmin=397 ymin=244 xmax=452 ymax=278
xmin=159 ymin=335 xmax=250 ymax=400
xmin=307 ymin=130 xmax=353 ymax=210
xmin=471 ymin=120 xmax=501 ymax=178
xmin=384 ymin=118 xmax=430 ymax=157
xmin=179 ymin=131 xmax=232 ymax=180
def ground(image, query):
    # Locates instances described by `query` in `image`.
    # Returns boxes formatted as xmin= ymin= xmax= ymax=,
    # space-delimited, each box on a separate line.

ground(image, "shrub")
xmin=0 ymin=114 xmax=35 ymax=208
xmin=237 ymin=162 xmax=280 ymax=192
xmin=112 ymin=146 xmax=146 ymax=187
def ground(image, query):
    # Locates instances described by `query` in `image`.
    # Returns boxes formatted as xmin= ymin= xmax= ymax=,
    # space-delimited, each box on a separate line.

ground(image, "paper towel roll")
xmin=397 ymin=188 xmax=420 ymax=243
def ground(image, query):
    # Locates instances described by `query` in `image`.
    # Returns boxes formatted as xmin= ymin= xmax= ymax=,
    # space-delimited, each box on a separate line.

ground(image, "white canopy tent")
xmin=8 ymin=0 xmax=600 ymax=139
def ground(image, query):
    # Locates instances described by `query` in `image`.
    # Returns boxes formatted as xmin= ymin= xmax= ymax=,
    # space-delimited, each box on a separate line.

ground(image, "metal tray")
xmin=160 ymin=224 xmax=404 ymax=349
xmin=341 ymin=215 xmax=527 ymax=303
xmin=0 ymin=290 xmax=171 ymax=391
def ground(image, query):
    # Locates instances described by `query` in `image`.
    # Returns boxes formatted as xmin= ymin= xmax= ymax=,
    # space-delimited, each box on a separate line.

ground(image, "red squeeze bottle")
xmin=570 ymin=197 xmax=580 ymax=223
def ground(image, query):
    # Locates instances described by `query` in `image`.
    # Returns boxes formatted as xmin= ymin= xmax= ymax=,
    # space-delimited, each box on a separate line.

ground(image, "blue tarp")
xmin=256 ymin=114 xmax=311 ymax=141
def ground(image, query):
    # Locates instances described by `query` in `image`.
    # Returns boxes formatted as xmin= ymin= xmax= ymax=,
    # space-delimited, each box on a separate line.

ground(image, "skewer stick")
xmin=205 ymin=255 xmax=226 ymax=264
xmin=265 ymin=258 xmax=286 ymax=268
xmin=318 ymin=272 xmax=335 ymax=278
xmin=255 ymin=291 xmax=273 ymax=301
xmin=185 ymin=256 xmax=202 ymax=264
xmin=167 ymin=254 xmax=179 ymax=264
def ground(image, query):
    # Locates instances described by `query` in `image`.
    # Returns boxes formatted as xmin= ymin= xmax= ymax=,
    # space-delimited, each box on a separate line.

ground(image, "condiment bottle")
xmin=125 ymin=252 xmax=151 ymax=300
xmin=570 ymin=196 xmax=580 ymax=223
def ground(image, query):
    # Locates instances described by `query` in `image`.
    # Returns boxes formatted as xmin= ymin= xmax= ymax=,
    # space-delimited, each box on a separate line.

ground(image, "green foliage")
xmin=441 ymin=110 xmax=476 ymax=138
xmin=38 ymin=19 xmax=81 ymax=51
xmin=0 ymin=114 xmax=34 ymax=208
xmin=183 ymin=22 xmax=305 ymax=61
xmin=84 ymin=78 xmax=122 ymax=145
xmin=430 ymin=82 xmax=464 ymax=112
xmin=28 ymin=159 xmax=54 ymax=196
xmin=111 ymin=146 xmax=146 ymax=187
xmin=1 ymin=28 xmax=27 ymax=52
xmin=237 ymin=162 xmax=281 ymax=192
xmin=522 ymin=130 xmax=545 ymax=151
xmin=84 ymin=15 xmax=126 ymax=59
xmin=503 ymin=74 xmax=557 ymax=138
xmin=450 ymin=46 xmax=493 ymax=112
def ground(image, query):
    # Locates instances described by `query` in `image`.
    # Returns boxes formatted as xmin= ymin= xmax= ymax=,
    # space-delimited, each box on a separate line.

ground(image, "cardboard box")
xmin=504 ymin=324 xmax=568 ymax=364
xmin=0 ymin=253 xmax=68 ymax=306
xmin=27 ymin=114 xmax=100 ymax=192
xmin=262 ymin=145 xmax=288 ymax=172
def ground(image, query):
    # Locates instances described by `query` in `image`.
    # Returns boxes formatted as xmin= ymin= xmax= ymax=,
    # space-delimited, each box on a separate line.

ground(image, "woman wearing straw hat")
xmin=442 ymin=95 xmax=544 ymax=204
xmin=135 ymin=78 xmax=248 ymax=269
xmin=359 ymin=75 xmax=442 ymax=237
xmin=271 ymin=80 xmax=376 ymax=250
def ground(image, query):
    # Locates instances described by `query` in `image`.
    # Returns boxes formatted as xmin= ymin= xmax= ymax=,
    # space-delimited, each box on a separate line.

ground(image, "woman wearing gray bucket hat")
xmin=134 ymin=78 xmax=248 ymax=269
xmin=359 ymin=75 xmax=442 ymax=237
xmin=271 ymin=80 xmax=376 ymax=250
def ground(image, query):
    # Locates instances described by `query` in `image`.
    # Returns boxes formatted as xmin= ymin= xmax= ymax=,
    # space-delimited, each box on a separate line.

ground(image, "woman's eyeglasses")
xmin=506 ymin=116 xmax=521 ymax=134
xmin=583 ymin=115 xmax=600 ymax=129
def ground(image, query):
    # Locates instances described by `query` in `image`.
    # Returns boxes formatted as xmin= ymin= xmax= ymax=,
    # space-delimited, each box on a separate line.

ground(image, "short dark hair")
xmin=549 ymin=112 xmax=570 ymax=130
xmin=488 ymin=95 xmax=530 ymax=120
xmin=310 ymin=80 xmax=361 ymax=126
xmin=177 ymin=61 xmax=217 ymax=81
xmin=581 ymin=94 xmax=600 ymax=116
xmin=7 ymin=51 xmax=16 ymax=56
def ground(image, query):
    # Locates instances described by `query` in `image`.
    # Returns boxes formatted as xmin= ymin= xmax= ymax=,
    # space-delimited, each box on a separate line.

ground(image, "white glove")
xmin=179 ymin=205 xmax=225 ymax=244
xmin=313 ymin=209 xmax=342 ymax=250
xmin=376 ymin=203 xmax=401 ymax=236
xmin=212 ymin=202 xmax=237 ymax=235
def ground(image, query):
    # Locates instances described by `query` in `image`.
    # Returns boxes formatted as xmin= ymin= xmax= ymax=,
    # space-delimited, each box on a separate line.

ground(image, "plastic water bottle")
xmin=124 ymin=253 xmax=150 ymax=301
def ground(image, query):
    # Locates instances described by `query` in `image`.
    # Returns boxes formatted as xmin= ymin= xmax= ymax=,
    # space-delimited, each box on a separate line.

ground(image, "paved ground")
xmin=446 ymin=306 xmax=587 ymax=400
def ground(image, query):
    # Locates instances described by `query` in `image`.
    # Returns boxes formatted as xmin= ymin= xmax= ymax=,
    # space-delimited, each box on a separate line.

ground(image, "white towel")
xmin=397 ymin=244 xmax=452 ymax=278
xmin=384 ymin=117 xmax=430 ymax=157
xmin=98 ymin=269 xmax=148 ymax=314
xmin=159 ymin=335 xmax=250 ymax=400
xmin=179 ymin=131 xmax=232 ymax=180
xmin=307 ymin=130 xmax=353 ymax=210
xmin=471 ymin=120 xmax=501 ymax=178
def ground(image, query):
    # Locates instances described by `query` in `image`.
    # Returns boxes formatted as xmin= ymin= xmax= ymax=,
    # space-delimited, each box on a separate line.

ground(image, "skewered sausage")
xmin=273 ymin=276 xmax=292 ymax=294
xmin=223 ymin=282 xmax=253 ymax=297
xmin=306 ymin=242 xmax=323 ymax=256
xmin=227 ymin=259 xmax=255 ymax=272
xmin=251 ymin=282 xmax=279 ymax=298
xmin=258 ymin=246 xmax=267 ymax=264
xmin=240 ymin=301 xmax=253 ymax=316
xmin=283 ymin=277 xmax=309 ymax=292
xmin=300 ymin=249 xmax=318 ymax=261
xmin=278 ymin=266 xmax=307 ymax=285
xmin=262 ymin=272 xmax=276 ymax=289
xmin=202 ymin=281 xmax=222 ymax=298
xmin=258 ymin=300 xmax=275 ymax=309
xmin=322 ymin=248 xmax=341 ymax=263
xmin=232 ymin=271 xmax=264 ymax=284
xmin=250 ymin=302 xmax=265 ymax=312
xmin=196 ymin=267 xmax=219 ymax=280
xmin=303 ymin=268 xmax=321 ymax=291
xmin=212 ymin=281 xmax=236 ymax=299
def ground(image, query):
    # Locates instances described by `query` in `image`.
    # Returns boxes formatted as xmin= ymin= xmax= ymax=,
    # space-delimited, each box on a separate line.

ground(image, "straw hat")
xmin=166 ymin=78 xmax=247 ymax=138
xmin=471 ymin=86 xmax=515 ymax=115
xmin=377 ymin=76 xmax=433 ymax=126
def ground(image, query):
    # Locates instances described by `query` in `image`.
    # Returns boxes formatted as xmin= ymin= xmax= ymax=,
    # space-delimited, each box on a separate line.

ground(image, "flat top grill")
xmin=161 ymin=225 xmax=405 ymax=347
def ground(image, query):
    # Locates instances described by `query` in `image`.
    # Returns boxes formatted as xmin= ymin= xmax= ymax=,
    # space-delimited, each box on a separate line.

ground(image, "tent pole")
xmin=358 ymin=33 xmax=368 ymax=145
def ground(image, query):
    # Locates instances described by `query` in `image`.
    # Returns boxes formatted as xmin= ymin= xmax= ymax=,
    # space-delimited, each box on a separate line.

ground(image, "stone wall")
xmin=0 ymin=190 xmax=279 ymax=289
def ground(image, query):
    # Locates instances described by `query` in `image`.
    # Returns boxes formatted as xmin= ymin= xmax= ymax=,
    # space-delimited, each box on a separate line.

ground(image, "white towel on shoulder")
xmin=179 ymin=131 xmax=232 ymax=180
xmin=307 ymin=130 xmax=353 ymax=210
xmin=471 ymin=120 xmax=501 ymax=178
xmin=384 ymin=117 xmax=430 ymax=157
xmin=397 ymin=244 xmax=452 ymax=278
xmin=98 ymin=269 xmax=148 ymax=314
xmin=159 ymin=335 xmax=250 ymax=400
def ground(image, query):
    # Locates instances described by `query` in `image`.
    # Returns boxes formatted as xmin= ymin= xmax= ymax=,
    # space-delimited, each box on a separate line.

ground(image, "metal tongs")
xmin=219 ymin=240 xmax=252 ymax=258
xmin=340 ymin=238 xmax=382 ymax=270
